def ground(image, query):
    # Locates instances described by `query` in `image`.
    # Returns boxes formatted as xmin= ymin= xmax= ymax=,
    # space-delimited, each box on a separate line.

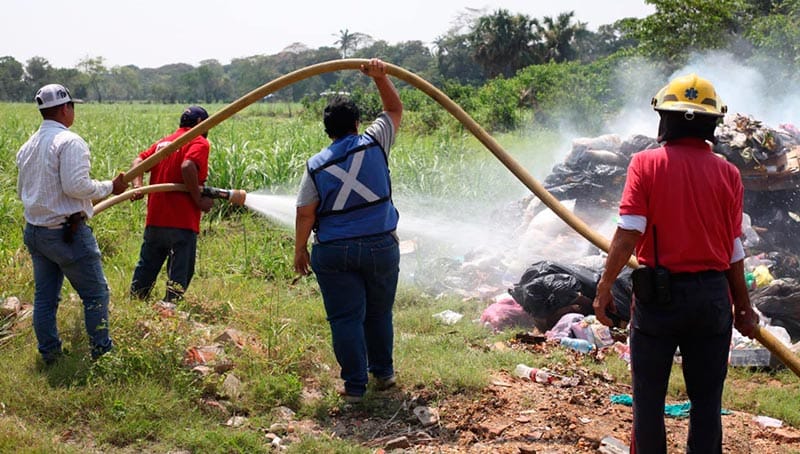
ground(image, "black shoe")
xmin=42 ymin=348 xmax=68 ymax=366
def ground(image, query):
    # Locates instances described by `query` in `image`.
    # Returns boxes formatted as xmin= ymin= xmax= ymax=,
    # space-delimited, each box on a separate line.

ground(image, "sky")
xmin=2 ymin=0 xmax=654 ymax=69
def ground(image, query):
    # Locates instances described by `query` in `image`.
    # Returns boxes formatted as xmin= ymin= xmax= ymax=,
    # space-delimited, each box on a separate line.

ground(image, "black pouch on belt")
xmin=632 ymin=266 xmax=655 ymax=304
xmin=62 ymin=212 xmax=83 ymax=244
xmin=632 ymin=225 xmax=671 ymax=306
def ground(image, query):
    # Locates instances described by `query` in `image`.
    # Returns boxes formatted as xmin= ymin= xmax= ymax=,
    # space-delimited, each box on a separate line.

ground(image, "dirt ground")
xmin=290 ymin=339 xmax=800 ymax=453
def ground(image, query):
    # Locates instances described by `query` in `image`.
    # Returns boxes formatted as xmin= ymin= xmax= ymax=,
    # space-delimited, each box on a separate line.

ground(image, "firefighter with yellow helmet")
xmin=593 ymin=74 xmax=758 ymax=453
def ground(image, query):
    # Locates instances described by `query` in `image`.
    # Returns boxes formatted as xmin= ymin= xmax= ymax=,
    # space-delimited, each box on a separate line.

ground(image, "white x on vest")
xmin=324 ymin=150 xmax=379 ymax=210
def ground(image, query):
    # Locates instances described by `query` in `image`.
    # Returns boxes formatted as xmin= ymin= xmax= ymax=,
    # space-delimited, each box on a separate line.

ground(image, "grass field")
xmin=0 ymin=101 xmax=797 ymax=452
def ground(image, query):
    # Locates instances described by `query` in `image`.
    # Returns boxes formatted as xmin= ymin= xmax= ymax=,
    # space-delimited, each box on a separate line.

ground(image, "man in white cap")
xmin=16 ymin=83 xmax=127 ymax=365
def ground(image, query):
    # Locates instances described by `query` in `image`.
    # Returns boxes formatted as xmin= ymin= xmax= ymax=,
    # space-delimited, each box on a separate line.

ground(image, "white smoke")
xmin=606 ymin=51 xmax=800 ymax=137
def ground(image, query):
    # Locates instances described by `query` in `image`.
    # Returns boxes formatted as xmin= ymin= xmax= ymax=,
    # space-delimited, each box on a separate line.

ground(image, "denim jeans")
xmin=311 ymin=233 xmax=400 ymax=397
xmin=630 ymin=271 xmax=732 ymax=454
xmin=23 ymin=222 xmax=113 ymax=361
xmin=130 ymin=226 xmax=198 ymax=302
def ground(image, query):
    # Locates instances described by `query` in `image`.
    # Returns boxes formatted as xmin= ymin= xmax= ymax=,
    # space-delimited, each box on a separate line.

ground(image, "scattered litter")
xmin=413 ymin=405 xmax=439 ymax=427
xmin=432 ymin=310 xmax=463 ymax=325
xmin=599 ymin=435 xmax=630 ymax=454
xmin=610 ymin=394 xmax=731 ymax=418
xmin=754 ymin=415 xmax=783 ymax=428
xmin=224 ymin=415 xmax=247 ymax=427
xmin=560 ymin=337 xmax=595 ymax=354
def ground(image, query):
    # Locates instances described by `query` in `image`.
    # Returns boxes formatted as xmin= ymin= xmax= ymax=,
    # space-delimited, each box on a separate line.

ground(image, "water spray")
xmin=90 ymin=59 xmax=799 ymax=377
xmin=93 ymin=183 xmax=246 ymax=216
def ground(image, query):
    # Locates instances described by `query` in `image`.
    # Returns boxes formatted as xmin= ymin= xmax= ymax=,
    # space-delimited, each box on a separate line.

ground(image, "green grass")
xmin=0 ymin=102 xmax=797 ymax=451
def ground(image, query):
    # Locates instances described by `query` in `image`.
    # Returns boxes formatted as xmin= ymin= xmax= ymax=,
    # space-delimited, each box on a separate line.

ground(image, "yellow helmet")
xmin=651 ymin=73 xmax=727 ymax=117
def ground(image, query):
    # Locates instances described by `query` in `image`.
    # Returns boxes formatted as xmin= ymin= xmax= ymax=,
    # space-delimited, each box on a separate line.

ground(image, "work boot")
xmin=374 ymin=374 xmax=396 ymax=391
xmin=338 ymin=390 xmax=364 ymax=404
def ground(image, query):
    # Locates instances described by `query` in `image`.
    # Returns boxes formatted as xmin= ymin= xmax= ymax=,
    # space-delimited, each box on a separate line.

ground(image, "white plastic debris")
xmin=754 ymin=415 xmax=783 ymax=428
xmin=432 ymin=310 xmax=463 ymax=325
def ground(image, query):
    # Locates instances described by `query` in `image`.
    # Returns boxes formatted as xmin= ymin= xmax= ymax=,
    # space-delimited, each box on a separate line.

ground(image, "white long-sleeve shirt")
xmin=16 ymin=120 xmax=112 ymax=227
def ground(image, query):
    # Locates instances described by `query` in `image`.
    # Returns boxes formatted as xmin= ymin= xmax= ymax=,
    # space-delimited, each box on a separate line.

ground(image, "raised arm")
xmin=361 ymin=58 xmax=402 ymax=131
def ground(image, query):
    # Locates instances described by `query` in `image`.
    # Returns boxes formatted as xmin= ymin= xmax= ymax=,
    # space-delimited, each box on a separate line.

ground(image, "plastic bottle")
xmin=513 ymin=364 xmax=535 ymax=380
xmin=560 ymin=337 xmax=595 ymax=354
xmin=532 ymin=368 xmax=554 ymax=384
xmin=513 ymin=364 xmax=554 ymax=383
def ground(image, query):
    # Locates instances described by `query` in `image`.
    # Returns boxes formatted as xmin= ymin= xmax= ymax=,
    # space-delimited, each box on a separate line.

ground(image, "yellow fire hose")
xmin=93 ymin=183 xmax=246 ymax=216
xmin=98 ymin=58 xmax=799 ymax=376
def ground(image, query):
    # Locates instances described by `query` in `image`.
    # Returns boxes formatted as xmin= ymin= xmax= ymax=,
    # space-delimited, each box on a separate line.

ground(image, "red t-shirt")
xmin=619 ymin=137 xmax=743 ymax=273
xmin=140 ymin=128 xmax=209 ymax=232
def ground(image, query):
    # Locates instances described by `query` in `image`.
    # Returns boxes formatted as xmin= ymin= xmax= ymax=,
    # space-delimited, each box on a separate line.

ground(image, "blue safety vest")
xmin=307 ymin=134 xmax=398 ymax=243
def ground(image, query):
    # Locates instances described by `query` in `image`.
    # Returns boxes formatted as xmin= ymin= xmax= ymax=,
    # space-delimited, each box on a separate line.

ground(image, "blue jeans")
xmin=23 ymin=222 xmax=113 ymax=361
xmin=130 ymin=226 xmax=197 ymax=302
xmin=630 ymin=271 xmax=732 ymax=454
xmin=311 ymin=233 xmax=400 ymax=397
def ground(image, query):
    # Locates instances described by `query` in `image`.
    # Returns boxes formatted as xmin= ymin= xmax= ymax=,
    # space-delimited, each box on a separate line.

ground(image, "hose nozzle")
xmin=201 ymin=186 xmax=247 ymax=206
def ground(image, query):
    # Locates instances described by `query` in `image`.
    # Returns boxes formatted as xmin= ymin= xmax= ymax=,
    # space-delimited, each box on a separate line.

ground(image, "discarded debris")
xmin=413 ymin=405 xmax=439 ymax=427
xmin=432 ymin=310 xmax=463 ymax=325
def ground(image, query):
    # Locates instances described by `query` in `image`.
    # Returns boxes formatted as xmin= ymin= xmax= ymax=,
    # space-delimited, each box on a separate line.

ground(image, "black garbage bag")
xmin=510 ymin=260 xmax=632 ymax=332
xmin=544 ymin=163 xmax=627 ymax=201
xmin=752 ymin=278 xmax=800 ymax=342
xmin=619 ymin=134 xmax=659 ymax=159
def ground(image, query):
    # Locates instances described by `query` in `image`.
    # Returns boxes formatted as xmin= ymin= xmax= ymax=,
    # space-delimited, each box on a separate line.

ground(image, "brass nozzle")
xmin=228 ymin=189 xmax=246 ymax=206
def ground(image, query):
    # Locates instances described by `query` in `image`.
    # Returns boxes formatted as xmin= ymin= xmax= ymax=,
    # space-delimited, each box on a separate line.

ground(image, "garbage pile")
xmin=503 ymin=113 xmax=800 ymax=361
xmin=715 ymin=114 xmax=800 ymax=174
xmin=412 ymin=113 xmax=800 ymax=364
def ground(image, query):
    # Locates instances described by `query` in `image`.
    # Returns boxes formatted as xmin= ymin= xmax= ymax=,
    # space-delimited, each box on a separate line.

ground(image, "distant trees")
xmin=334 ymin=29 xmax=373 ymax=58
xmin=469 ymin=9 xmax=539 ymax=78
xmin=536 ymin=11 xmax=590 ymax=63
xmin=77 ymin=56 xmax=108 ymax=103
xmin=0 ymin=56 xmax=25 ymax=101
xmin=627 ymin=0 xmax=749 ymax=63
xmin=746 ymin=0 xmax=800 ymax=65
xmin=2 ymin=2 xmax=800 ymax=105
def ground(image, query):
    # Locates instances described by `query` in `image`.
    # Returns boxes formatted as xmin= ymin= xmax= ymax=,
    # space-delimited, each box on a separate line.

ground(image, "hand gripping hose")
xmin=95 ymin=59 xmax=799 ymax=376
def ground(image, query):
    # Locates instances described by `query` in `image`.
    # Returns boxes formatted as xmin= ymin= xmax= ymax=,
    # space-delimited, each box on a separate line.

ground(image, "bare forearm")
xmin=294 ymin=206 xmax=317 ymax=252
xmin=725 ymin=259 xmax=752 ymax=310
xmin=131 ymin=157 xmax=144 ymax=187
xmin=597 ymin=228 xmax=641 ymax=291
xmin=181 ymin=161 xmax=203 ymax=205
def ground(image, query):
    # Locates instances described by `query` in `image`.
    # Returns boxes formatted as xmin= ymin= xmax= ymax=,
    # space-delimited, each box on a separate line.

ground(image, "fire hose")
xmin=93 ymin=184 xmax=246 ymax=216
xmin=95 ymin=58 xmax=800 ymax=377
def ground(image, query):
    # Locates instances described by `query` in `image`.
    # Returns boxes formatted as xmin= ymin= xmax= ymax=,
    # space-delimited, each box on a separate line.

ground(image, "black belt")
xmin=670 ymin=270 xmax=725 ymax=282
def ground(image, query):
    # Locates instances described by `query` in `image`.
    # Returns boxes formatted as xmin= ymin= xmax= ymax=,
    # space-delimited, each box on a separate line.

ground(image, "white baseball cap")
xmin=34 ymin=84 xmax=82 ymax=110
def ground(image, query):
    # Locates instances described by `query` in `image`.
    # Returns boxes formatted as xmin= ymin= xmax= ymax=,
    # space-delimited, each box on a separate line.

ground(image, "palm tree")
xmin=333 ymin=29 xmax=373 ymax=58
xmin=536 ymin=11 xmax=590 ymax=63
xmin=334 ymin=29 xmax=355 ymax=58
xmin=468 ymin=9 xmax=538 ymax=78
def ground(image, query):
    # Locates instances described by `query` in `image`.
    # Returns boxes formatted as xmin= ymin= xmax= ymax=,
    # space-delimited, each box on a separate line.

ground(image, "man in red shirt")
xmin=593 ymin=74 xmax=758 ymax=453
xmin=130 ymin=106 xmax=213 ymax=302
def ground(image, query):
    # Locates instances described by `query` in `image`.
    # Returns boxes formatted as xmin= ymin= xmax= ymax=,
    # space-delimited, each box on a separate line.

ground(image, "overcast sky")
xmin=3 ymin=0 xmax=654 ymax=69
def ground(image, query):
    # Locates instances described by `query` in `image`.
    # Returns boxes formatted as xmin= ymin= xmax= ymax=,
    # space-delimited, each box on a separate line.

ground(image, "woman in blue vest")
xmin=294 ymin=58 xmax=403 ymax=403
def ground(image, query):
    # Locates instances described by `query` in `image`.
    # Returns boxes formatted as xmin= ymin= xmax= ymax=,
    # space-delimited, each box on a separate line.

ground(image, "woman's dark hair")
xmin=657 ymin=110 xmax=720 ymax=144
xmin=323 ymin=96 xmax=360 ymax=139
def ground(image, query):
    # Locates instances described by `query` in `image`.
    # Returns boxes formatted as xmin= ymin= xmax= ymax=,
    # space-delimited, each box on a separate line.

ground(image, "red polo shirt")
xmin=619 ymin=137 xmax=743 ymax=273
xmin=140 ymin=128 xmax=209 ymax=232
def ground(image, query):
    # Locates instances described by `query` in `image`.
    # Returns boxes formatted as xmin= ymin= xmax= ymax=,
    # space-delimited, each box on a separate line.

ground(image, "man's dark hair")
xmin=39 ymin=102 xmax=70 ymax=120
xmin=657 ymin=110 xmax=720 ymax=144
xmin=323 ymin=96 xmax=360 ymax=139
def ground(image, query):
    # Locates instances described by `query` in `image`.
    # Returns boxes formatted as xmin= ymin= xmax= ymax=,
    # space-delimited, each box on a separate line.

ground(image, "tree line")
xmin=1 ymin=0 xmax=798 ymax=121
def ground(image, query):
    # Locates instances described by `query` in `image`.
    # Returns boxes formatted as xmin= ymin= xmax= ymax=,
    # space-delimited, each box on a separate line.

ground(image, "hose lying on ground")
xmin=94 ymin=59 xmax=800 ymax=377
